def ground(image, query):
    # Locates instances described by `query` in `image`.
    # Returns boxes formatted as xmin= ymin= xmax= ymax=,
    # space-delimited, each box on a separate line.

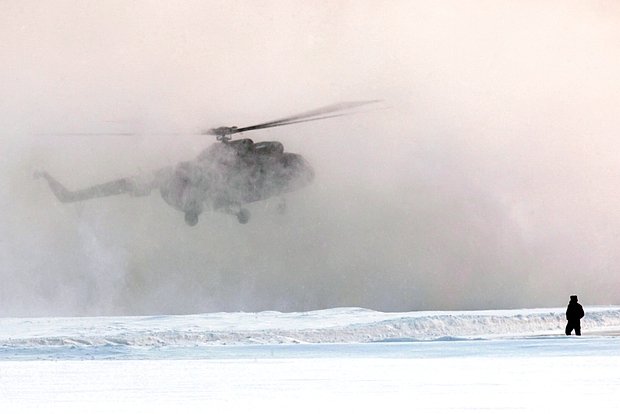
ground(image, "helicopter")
xmin=36 ymin=100 xmax=378 ymax=226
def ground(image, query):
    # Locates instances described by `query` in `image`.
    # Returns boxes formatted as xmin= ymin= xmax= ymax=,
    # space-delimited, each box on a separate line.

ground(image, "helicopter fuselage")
xmin=159 ymin=139 xmax=314 ymax=225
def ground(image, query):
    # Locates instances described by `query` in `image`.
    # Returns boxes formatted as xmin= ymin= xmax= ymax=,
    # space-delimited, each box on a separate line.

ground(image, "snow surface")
xmin=2 ymin=307 xmax=620 ymax=413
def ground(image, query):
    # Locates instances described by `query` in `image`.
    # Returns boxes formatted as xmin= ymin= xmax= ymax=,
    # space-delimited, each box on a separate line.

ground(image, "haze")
xmin=2 ymin=1 xmax=620 ymax=316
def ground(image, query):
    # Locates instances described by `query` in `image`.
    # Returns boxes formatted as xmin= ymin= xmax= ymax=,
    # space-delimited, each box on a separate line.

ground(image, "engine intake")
xmin=253 ymin=141 xmax=284 ymax=155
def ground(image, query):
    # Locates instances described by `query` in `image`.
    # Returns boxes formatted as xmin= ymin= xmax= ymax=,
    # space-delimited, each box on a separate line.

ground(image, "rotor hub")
xmin=204 ymin=126 xmax=238 ymax=142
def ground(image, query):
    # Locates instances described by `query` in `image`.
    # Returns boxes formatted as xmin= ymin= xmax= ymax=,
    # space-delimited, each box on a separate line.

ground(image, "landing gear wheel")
xmin=237 ymin=208 xmax=250 ymax=224
xmin=184 ymin=211 xmax=199 ymax=226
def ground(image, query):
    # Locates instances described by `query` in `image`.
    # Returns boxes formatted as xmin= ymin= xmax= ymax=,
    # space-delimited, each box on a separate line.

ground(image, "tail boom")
xmin=35 ymin=171 xmax=141 ymax=203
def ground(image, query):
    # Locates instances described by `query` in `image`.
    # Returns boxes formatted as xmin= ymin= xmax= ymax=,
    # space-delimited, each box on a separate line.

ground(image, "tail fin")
xmin=34 ymin=171 xmax=133 ymax=203
xmin=34 ymin=171 xmax=78 ymax=202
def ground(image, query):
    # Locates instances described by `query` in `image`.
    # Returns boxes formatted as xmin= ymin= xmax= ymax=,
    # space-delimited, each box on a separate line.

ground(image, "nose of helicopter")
xmin=300 ymin=155 xmax=314 ymax=181
xmin=289 ymin=154 xmax=314 ymax=189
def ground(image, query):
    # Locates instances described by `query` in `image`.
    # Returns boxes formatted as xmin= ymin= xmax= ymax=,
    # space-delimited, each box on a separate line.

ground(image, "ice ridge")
xmin=2 ymin=307 xmax=620 ymax=348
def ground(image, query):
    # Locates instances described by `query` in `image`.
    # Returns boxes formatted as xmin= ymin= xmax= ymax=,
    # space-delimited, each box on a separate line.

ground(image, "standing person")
xmin=565 ymin=295 xmax=585 ymax=336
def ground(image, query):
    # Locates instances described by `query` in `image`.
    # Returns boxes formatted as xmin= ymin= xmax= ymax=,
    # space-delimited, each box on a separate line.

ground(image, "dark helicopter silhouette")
xmin=36 ymin=101 xmax=378 ymax=226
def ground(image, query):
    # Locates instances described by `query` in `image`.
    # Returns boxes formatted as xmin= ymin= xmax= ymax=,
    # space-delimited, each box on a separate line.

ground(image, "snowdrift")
xmin=2 ymin=307 xmax=620 ymax=350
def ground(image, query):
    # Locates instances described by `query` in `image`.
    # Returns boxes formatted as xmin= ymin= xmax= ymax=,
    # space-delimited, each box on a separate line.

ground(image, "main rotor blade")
xmin=41 ymin=100 xmax=381 ymax=137
xmin=235 ymin=113 xmax=354 ymax=132
xmin=35 ymin=132 xmax=137 ymax=136
xmin=235 ymin=100 xmax=380 ymax=133
xmin=207 ymin=100 xmax=380 ymax=135
xmin=36 ymin=132 xmax=191 ymax=137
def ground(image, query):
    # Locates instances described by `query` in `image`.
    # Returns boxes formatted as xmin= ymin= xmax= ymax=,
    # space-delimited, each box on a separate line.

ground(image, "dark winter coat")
xmin=566 ymin=301 xmax=584 ymax=321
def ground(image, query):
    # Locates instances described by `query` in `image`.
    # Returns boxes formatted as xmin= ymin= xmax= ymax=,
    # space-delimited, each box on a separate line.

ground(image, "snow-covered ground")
xmin=2 ymin=307 xmax=620 ymax=413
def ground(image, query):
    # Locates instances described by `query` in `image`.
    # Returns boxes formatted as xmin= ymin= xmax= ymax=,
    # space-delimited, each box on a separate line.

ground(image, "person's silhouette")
xmin=565 ymin=295 xmax=584 ymax=336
